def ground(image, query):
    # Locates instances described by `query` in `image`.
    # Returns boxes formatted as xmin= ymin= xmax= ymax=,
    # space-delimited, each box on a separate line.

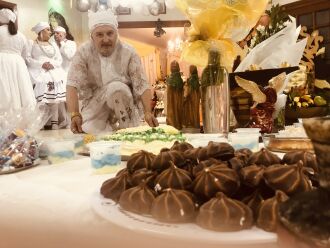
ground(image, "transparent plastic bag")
xmin=0 ymin=107 xmax=50 ymax=171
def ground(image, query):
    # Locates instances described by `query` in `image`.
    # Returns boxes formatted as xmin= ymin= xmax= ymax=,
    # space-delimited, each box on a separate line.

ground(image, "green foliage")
xmin=201 ymin=49 xmax=225 ymax=87
xmin=250 ymin=4 xmax=291 ymax=49
xmin=188 ymin=73 xmax=200 ymax=91
xmin=167 ymin=72 xmax=184 ymax=90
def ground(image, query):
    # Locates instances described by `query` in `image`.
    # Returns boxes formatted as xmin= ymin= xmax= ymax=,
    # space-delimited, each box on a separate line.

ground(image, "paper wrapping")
xmin=236 ymin=17 xmax=307 ymax=72
xmin=176 ymin=0 xmax=268 ymax=69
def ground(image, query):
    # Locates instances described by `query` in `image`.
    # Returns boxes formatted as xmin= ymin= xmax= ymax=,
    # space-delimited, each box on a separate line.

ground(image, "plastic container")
xmin=186 ymin=134 xmax=226 ymax=147
xmin=235 ymin=128 xmax=261 ymax=133
xmin=228 ymin=132 xmax=259 ymax=152
xmin=88 ymin=141 xmax=121 ymax=174
xmin=47 ymin=140 xmax=75 ymax=164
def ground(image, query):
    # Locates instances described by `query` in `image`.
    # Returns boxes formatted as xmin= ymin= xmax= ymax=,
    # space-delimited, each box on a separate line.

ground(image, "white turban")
xmin=0 ymin=8 xmax=16 ymax=24
xmin=31 ymin=22 xmax=50 ymax=34
xmin=88 ymin=9 xmax=118 ymax=32
xmin=54 ymin=26 xmax=66 ymax=33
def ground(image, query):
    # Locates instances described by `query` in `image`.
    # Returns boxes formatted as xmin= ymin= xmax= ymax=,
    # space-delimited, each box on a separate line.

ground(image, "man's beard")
xmin=100 ymin=44 xmax=113 ymax=57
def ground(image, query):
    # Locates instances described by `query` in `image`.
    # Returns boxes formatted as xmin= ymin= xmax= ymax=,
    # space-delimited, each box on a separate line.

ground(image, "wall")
xmin=121 ymin=37 xmax=156 ymax=57
xmin=117 ymin=7 xmax=186 ymax=22
xmin=11 ymin=0 xmax=84 ymax=44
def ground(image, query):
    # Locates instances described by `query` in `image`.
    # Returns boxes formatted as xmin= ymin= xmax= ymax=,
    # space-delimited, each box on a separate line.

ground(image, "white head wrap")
xmin=31 ymin=22 xmax=50 ymax=34
xmin=88 ymin=9 xmax=118 ymax=32
xmin=0 ymin=8 xmax=16 ymax=24
xmin=54 ymin=26 xmax=66 ymax=33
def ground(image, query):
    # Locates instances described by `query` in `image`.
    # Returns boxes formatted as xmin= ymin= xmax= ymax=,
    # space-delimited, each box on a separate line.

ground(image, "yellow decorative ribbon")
xmin=176 ymin=0 xmax=268 ymax=70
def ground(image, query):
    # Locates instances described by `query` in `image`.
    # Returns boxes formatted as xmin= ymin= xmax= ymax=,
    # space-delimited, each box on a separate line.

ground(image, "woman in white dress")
xmin=27 ymin=22 xmax=66 ymax=129
xmin=53 ymin=26 xmax=77 ymax=128
xmin=0 ymin=8 xmax=36 ymax=109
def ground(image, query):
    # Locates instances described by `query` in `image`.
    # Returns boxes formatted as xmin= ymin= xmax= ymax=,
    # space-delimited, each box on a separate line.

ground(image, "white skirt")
xmin=30 ymin=67 xmax=66 ymax=104
xmin=0 ymin=52 xmax=36 ymax=109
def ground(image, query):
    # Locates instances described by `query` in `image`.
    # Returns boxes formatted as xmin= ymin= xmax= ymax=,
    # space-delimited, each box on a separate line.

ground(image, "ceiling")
xmin=119 ymin=27 xmax=185 ymax=49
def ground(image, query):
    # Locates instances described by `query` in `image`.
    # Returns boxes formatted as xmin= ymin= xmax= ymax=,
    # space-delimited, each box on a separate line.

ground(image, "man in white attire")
xmin=66 ymin=9 xmax=158 ymax=134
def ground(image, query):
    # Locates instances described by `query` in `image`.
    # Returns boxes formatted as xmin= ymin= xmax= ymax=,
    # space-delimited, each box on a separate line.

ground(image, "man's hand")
xmin=144 ymin=112 xmax=159 ymax=127
xmin=71 ymin=115 xmax=84 ymax=133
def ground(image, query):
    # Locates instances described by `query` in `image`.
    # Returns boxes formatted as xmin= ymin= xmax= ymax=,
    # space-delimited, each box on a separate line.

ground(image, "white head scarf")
xmin=88 ymin=9 xmax=118 ymax=32
xmin=31 ymin=22 xmax=50 ymax=34
xmin=54 ymin=26 xmax=66 ymax=33
xmin=0 ymin=8 xmax=16 ymax=24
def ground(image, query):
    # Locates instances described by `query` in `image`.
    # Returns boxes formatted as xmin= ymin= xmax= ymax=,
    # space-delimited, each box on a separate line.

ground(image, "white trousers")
xmin=81 ymin=81 xmax=140 ymax=134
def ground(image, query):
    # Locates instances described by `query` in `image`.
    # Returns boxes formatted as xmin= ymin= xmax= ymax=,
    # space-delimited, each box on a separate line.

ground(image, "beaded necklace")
xmin=36 ymin=39 xmax=56 ymax=58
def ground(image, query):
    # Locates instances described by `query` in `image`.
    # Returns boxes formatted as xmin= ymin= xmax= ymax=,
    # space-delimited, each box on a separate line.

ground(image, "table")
xmin=0 ymin=130 xmax=279 ymax=248
xmin=0 ymin=157 xmax=279 ymax=248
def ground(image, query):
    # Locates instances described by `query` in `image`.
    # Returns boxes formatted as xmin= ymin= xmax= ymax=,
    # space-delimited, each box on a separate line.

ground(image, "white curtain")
xmin=141 ymin=52 xmax=157 ymax=85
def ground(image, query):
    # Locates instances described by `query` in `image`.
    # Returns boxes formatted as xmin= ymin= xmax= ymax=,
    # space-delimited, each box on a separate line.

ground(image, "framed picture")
xmin=157 ymin=2 xmax=166 ymax=15
xmin=115 ymin=6 xmax=131 ymax=15
xmin=149 ymin=2 xmax=166 ymax=16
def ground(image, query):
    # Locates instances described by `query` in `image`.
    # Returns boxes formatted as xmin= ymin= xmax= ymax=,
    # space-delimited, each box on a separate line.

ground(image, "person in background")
xmin=0 ymin=8 xmax=36 ymax=109
xmin=27 ymin=22 xmax=66 ymax=129
xmin=53 ymin=26 xmax=77 ymax=129
xmin=54 ymin=26 xmax=77 ymax=74
xmin=66 ymin=9 xmax=158 ymax=134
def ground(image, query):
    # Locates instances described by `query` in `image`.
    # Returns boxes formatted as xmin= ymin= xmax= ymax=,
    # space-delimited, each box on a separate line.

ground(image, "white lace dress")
xmin=27 ymin=40 xmax=66 ymax=104
xmin=0 ymin=25 xmax=36 ymax=109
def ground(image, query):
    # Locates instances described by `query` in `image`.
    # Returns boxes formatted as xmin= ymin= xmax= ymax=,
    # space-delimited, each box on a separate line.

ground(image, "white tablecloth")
xmin=0 ymin=156 xmax=278 ymax=248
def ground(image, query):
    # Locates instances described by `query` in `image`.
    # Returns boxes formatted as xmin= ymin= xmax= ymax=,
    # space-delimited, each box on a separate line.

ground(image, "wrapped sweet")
xmin=247 ymin=148 xmax=281 ymax=166
xmin=126 ymin=150 xmax=156 ymax=174
xmin=154 ymin=161 xmax=192 ymax=192
xmin=241 ymin=190 xmax=264 ymax=220
xmin=192 ymin=164 xmax=240 ymax=199
xmin=257 ymin=191 xmax=289 ymax=232
xmin=263 ymin=161 xmax=313 ymax=195
xmin=183 ymin=147 xmax=202 ymax=163
xmin=116 ymin=167 xmax=129 ymax=177
xmin=151 ymin=188 xmax=198 ymax=223
xmin=205 ymin=141 xmax=235 ymax=161
xmin=192 ymin=158 xmax=225 ymax=177
xmin=282 ymin=151 xmax=318 ymax=172
xmin=100 ymin=171 xmax=132 ymax=202
xmin=240 ymin=164 xmax=265 ymax=187
xmin=170 ymin=141 xmax=194 ymax=153
xmin=196 ymin=192 xmax=253 ymax=231
xmin=229 ymin=145 xmax=253 ymax=170
xmin=151 ymin=149 xmax=185 ymax=172
xmin=235 ymin=148 xmax=253 ymax=163
xmin=119 ymin=183 xmax=156 ymax=215
xmin=228 ymin=157 xmax=246 ymax=171
xmin=130 ymin=168 xmax=157 ymax=187
xmin=196 ymin=147 xmax=209 ymax=161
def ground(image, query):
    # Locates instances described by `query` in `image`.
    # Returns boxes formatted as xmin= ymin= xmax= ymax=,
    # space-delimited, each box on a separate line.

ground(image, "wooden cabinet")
xmin=283 ymin=0 xmax=330 ymax=80
xmin=0 ymin=1 xmax=16 ymax=11
xmin=0 ymin=0 xmax=17 ymax=27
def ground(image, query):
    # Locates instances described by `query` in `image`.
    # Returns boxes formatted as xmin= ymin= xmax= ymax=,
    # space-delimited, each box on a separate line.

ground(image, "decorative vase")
xmin=201 ymin=49 xmax=229 ymax=134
